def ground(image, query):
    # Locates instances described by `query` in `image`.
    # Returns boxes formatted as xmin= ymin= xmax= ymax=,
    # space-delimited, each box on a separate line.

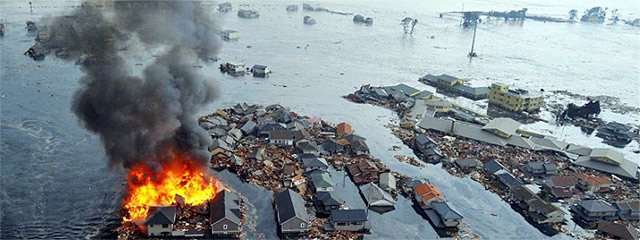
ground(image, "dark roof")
xmin=432 ymin=202 xmax=463 ymax=220
xmin=342 ymin=134 xmax=366 ymax=143
xmin=321 ymin=139 xmax=344 ymax=153
xmin=240 ymin=120 xmax=257 ymax=134
xmin=496 ymin=171 xmax=523 ymax=189
xmin=415 ymin=134 xmax=437 ymax=147
xmin=275 ymin=189 xmax=309 ymax=223
xmin=330 ymin=209 xmax=367 ymax=222
xmin=613 ymin=200 xmax=640 ymax=212
xmin=484 ymin=159 xmax=505 ymax=173
xmin=210 ymin=190 xmax=241 ymax=225
xmin=578 ymin=199 xmax=617 ymax=213
xmin=145 ymin=206 xmax=176 ymax=225
xmin=455 ymin=158 xmax=480 ymax=168
xmin=511 ymin=186 xmax=537 ymax=202
xmin=303 ymin=157 xmax=328 ymax=169
xmin=528 ymin=198 xmax=560 ymax=215
xmin=269 ymin=130 xmax=294 ymax=140
xmin=437 ymin=74 xmax=458 ymax=83
xmin=543 ymin=163 xmax=557 ymax=172
xmin=597 ymin=221 xmax=639 ymax=240
xmin=316 ymin=191 xmax=341 ymax=206
xmin=546 ymin=176 xmax=577 ymax=187
xmin=452 ymin=84 xmax=489 ymax=96
xmin=252 ymin=65 xmax=268 ymax=70
xmin=350 ymin=140 xmax=369 ymax=154
xmin=526 ymin=161 xmax=545 ymax=171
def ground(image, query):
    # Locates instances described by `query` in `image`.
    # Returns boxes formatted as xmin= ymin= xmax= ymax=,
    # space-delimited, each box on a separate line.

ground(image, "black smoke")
xmin=43 ymin=1 xmax=219 ymax=168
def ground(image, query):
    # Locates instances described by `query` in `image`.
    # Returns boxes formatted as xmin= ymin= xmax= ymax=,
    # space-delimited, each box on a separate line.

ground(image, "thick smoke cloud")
xmin=46 ymin=1 xmax=219 ymax=168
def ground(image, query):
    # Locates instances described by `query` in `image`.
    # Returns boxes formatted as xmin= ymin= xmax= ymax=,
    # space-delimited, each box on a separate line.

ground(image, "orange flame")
xmin=122 ymin=149 xmax=221 ymax=224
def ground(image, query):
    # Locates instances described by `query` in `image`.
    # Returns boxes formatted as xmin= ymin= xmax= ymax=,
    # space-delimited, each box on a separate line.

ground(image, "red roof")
xmin=415 ymin=184 xmax=444 ymax=202
xmin=336 ymin=122 xmax=353 ymax=135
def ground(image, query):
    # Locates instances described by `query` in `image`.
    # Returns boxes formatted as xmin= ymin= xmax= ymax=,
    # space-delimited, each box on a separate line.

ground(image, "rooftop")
xmin=275 ymin=189 xmax=309 ymax=223
xmin=330 ymin=209 xmax=367 ymax=222
xmin=482 ymin=118 xmax=522 ymax=137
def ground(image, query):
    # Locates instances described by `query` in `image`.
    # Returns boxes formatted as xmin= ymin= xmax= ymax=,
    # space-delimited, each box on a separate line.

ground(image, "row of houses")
xmin=144 ymin=189 xmax=244 ymax=237
xmin=220 ymin=62 xmax=272 ymax=77
xmin=419 ymin=74 xmax=544 ymax=113
xmin=419 ymin=74 xmax=489 ymax=100
xmin=418 ymin=116 xmax=639 ymax=181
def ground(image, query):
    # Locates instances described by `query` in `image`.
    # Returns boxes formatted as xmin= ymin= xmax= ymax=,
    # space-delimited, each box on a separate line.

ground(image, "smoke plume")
xmin=45 ymin=1 xmax=219 ymax=168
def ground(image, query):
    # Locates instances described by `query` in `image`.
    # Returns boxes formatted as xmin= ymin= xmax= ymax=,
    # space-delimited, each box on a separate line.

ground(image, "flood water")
xmin=1 ymin=0 xmax=638 ymax=239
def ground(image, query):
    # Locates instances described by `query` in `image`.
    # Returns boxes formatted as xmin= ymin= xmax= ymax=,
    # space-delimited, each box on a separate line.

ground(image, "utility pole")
xmin=469 ymin=19 xmax=478 ymax=58
xmin=459 ymin=3 xmax=465 ymax=26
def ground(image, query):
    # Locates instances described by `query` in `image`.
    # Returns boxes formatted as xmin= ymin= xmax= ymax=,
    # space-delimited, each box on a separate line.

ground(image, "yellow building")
xmin=489 ymin=83 xmax=543 ymax=112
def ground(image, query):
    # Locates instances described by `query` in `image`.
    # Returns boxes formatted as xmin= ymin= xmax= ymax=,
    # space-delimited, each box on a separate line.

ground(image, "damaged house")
xmin=145 ymin=206 xmax=177 ymax=237
xmin=210 ymin=190 xmax=242 ymax=235
xmin=275 ymin=189 xmax=311 ymax=234
xmin=347 ymin=160 xmax=380 ymax=184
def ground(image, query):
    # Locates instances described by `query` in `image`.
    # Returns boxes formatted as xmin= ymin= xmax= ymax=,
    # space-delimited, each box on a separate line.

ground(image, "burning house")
xmin=27 ymin=1 xmax=226 ymax=237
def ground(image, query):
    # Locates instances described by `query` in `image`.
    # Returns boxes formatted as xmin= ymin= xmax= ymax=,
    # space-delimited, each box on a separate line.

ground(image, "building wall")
xmin=147 ymin=223 xmax=173 ymax=237
xmin=332 ymin=221 xmax=366 ymax=232
xmin=281 ymin=217 xmax=310 ymax=233
xmin=443 ymin=218 xmax=461 ymax=227
xmin=543 ymin=211 xmax=565 ymax=223
xmin=211 ymin=219 xmax=240 ymax=234
xmin=489 ymin=84 xmax=543 ymax=112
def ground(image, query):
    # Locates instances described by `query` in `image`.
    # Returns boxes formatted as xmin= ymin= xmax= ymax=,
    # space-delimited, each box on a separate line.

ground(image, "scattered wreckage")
xmin=303 ymin=16 xmax=317 ymax=25
xmin=353 ymin=15 xmax=373 ymax=25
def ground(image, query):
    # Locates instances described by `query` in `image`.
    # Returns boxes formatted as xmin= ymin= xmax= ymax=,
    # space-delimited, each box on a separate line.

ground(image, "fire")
xmin=122 ymin=149 xmax=221 ymax=223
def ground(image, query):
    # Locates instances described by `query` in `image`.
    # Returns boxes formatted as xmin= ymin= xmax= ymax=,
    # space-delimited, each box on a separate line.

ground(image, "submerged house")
xmin=511 ymin=186 xmax=565 ymax=224
xmin=424 ymin=202 xmax=463 ymax=228
xmin=145 ymin=206 xmax=177 ymax=237
xmin=571 ymin=199 xmax=618 ymax=227
xmin=576 ymin=173 xmax=614 ymax=193
xmin=314 ymin=191 xmax=342 ymax=215
xmin=302 ymin=157 xmax=329 ymax=173
xmin=310 ymin=171 xmax=334 ymax=192
xmin=275 ymin=189 xmax=311 ymax=234
xmin=329 ymin=209 xmax=369 ymax=232
xmin=359 ymin=183 xmax=396 ymax=207
xmin=251 ymin=65 xmax=271 ymax=77
xmin=210 ymin=190 xmax=242 ymax=235
xmin=613 ymin=200 xmax=640 ymax=221
xmin=347 ymin=160 xmax=380 ymax=184
xmin=414 ymin=183 xmax=444 ymax=209
xmin=221 ymin=30 xmax=239 ymax=40
xmin=573 ymin=148 xmax=639 ymax=180
xmin=379 ymin=172 xmax=396 ymax=192
xmin=543 ymin=175 xmax=577 ymax=199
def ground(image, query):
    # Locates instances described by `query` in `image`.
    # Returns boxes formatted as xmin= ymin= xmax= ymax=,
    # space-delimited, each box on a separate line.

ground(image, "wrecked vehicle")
xmin=24 ymin=43 xmax=48 ymax=61
xmin=0 ymin=23 xmax=4 ymax=36
xmin=303 ymin=16 xmax=317 ymax=25
xmin=237 ymin=9 xmax=259 ymax=19
xmin=220 ymin=62 xmax=247 ymax=76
